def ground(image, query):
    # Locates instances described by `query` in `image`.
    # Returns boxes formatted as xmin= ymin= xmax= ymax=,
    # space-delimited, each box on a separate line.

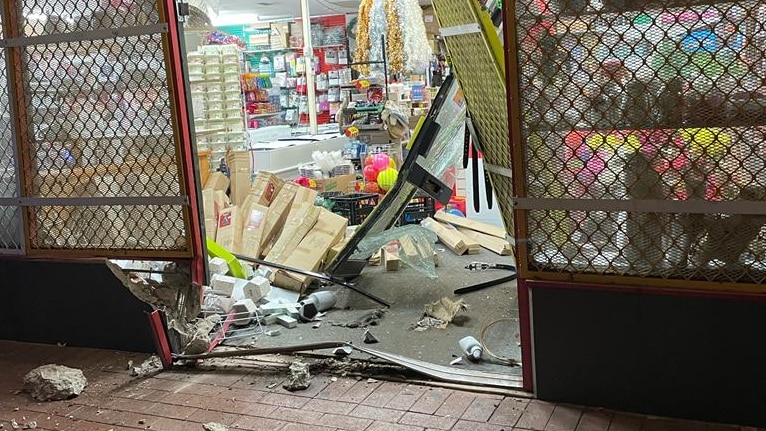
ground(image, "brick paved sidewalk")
xmin=0 ymin=341 xmax=759 ymax=431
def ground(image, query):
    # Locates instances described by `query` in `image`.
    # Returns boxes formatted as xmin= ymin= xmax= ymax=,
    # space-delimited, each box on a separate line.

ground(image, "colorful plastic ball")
xmin=364 ymin=155 xmax=374 ymax=166
xmin=363 ymin=165 xmax=378 ymax=182
xmin=354 ymin=181 xmax=364 ymax=192
xmin=377 ymin=167 xmax=398 ymax=191
xmin=364 ymin=181 xmax=381 ymax=194
xmin=372 ymin=153 xmax=391 ymax=171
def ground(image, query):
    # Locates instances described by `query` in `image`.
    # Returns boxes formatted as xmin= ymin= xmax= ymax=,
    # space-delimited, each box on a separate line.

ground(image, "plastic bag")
xmin=351 ymin=225 xmax=439 ymax=279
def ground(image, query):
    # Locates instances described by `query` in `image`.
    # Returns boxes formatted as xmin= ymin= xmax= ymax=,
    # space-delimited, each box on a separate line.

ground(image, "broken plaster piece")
xmin=23 ymin=365 xmax=87 ymax=402
xmin=363 ymin=330 xmax=379 ymax=344
xmin=423 ymin=297 xmax=468 ymax=329
xmin=231 ymin=299 xmax=258 ymax=326
xmin=333 ymin=346 xmax=353 ymax=357
xmin=450 ymin=357 xmax=463 ymax=366
xmin=283 ymin=361 xmax=311 ymax=392
xmin=202 ymin=422 xmax=229 ymax=431
xmin=265 ymin=329 xmax=282 ymax=337
xmin=208 ymin=257 xmax=229 ymax=275
xmin=210 ymin=274 xmax=238 ymax=297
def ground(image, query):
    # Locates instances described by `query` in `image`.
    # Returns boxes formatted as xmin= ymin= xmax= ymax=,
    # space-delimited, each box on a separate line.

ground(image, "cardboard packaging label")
xmin=241 ymin=203 xmax=269 ymax=260
xmin=204 ymin=171 xmax=229 ymax=193
xmin=250 ymin=171 xmax=284 ymax=207
xmin=215 ymin=206 xmax=237 ymax=251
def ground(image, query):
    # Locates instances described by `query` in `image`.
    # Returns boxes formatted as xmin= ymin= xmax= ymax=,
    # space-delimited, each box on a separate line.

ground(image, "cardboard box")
xmin=204 ymin=171 xmax=229 ymax=193
xmin=271 ymin=22 xmax=290 ymax=48
xmin=226 ymin=150 xmax=250 ymax=206
xmin=422 ymin=6 xmax=440 ymax=36
xmin=232 ymin=195 xmax=254 ymax=254
xmin=240 ymin=203 xmax=269 ymax=260
xmin=266 ymin=203 xmax=321 ymax=264
xmin=215 ymin=206 xmax=237 ymax=251
xmin=250 ymin=171 xmax=284 ymax=206
xmin=202 ymin=189 xmax=217 ymax=239
xmin=273 ymin=208 xmax=348 ymax=292
xmin=312 ymin=173 xmax=356 ymax=194
xmin=260 ymin=182 xmax=299 ymax=252
xmin=291 ymin=184 xmax=319 ymax=211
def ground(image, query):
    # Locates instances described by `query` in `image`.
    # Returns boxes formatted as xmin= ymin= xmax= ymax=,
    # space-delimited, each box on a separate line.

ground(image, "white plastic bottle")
xmin=459 ymin=336 xmax=483 ymax=361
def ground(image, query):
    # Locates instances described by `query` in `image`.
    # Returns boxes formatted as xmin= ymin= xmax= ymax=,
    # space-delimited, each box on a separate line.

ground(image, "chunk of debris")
xmin=411 ymin=316 xmax=446 ymax=331
xmin=363 ymin=330 xmax=379 ymax=344
xmin=265 ymin=329 xmax=282 ymax=337
xmin=333 ymin=346 xmax=353 ymax=357
xmin=450 ymin=357 xmax=463 ymax=366
xmin=129 ymin=356 xmax=163 ymax=378
xmin=230 ymin=299 xmax=258 ymax=326
xmin=330 ymin=309 xmax=386 ymax=328
xmin=283 ymin=361 xmax=311 ymax=392
xmin=183 ymin=314 xmax=222 ymax=355
xmin=23 ymin=365 xmax=87 ymax=402
xmin=276 ymin=315 xmax=298 ymax=329
xmin=202 ymin=422 xmax=229 ymax=431
xmin=423 ymin=297 xmax=468 ymax=329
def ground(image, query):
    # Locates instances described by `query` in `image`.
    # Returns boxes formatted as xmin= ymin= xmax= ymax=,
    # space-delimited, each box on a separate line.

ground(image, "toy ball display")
xmin=364 ymin=155 xmax=374 ymax=167
xmin=372 ymin=153 xmax=391 ymax=171
xmin=377 ymin=167 xmax=399 ymax=191
xmin=364 ymin=181 xmax=381 ymax=194
xmin=363 ymin=164 xmax=378 ymax=182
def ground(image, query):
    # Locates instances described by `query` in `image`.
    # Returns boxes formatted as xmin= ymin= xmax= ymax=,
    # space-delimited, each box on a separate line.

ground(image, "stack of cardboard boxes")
xmin=202 ymin=167 xmax=348 ymax=294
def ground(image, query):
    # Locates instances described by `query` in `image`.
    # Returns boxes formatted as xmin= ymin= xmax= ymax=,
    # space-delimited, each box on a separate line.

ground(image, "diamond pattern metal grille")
xmin=510 ymin=0 xmax=766 ymax=287
xmin=0 ymin=0 xmax=193 ymax=256
xmin=0 ymin=45 xmax=22 ymax=253
xmin=430 ymin=0 xmax=515 ymax=247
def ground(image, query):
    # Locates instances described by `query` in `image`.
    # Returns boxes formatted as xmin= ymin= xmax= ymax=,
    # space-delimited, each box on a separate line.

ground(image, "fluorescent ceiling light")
xmin=257 ymin=14 xmax=295 ymax=22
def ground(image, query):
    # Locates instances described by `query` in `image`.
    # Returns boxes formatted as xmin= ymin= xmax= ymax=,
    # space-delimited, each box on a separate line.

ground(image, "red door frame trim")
xmin=161 ymin=1 xmax=205 ymax=284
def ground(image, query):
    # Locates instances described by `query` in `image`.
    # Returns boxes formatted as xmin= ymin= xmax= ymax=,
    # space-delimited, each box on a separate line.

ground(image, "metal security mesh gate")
xmin=0 ymin=0 xmax=199 ymax=258
xmin=507 ymin=0 xmax=766 ymax=290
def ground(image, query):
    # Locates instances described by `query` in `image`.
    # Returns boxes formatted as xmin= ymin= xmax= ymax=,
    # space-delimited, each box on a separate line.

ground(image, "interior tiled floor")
xmin=0 ymin=340 xmax=759 ymax=431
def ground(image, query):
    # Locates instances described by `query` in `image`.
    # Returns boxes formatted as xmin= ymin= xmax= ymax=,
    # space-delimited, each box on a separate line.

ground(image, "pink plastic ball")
xmin=372 ymin=153 xmax=391 ymax=171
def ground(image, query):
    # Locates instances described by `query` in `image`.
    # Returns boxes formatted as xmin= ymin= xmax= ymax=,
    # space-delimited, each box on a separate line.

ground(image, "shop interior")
xmin=119 ymin=0 xmax=524 ymax=382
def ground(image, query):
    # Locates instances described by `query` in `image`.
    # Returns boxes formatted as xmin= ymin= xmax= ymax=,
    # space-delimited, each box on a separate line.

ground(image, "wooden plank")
xmin=382 ymin=242 xmax=401 ymax=271
xmin=434 ymin=210 xmax=507 ymax=239
xmin=457 ymin=226 xmax=513 ymax=256
xmin=423 ymin=217 xmax=468 ymax=255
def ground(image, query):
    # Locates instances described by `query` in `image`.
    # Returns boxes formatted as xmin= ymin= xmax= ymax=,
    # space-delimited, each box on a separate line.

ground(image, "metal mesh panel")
xmin=430 ymin=0 xmax=516 ymax=244
xmin=511 ymin=0 xmax=766 ymax=286
xmin=1 ymin=0 xmax=193 ymax=255
xmin=0 ymin=37 xmax=23 ymax=252
xmin=20 ymin=0 xmax=160 ymax=36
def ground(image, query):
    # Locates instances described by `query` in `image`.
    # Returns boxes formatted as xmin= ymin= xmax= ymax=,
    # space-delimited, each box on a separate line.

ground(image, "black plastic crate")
xmin=327 ymin=193 xmax=380 ymax=226
xmin=398 ymin=194 xmax=436 ymax=226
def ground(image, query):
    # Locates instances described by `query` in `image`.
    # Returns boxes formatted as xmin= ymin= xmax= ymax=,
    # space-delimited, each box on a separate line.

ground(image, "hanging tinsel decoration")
xmin=354 ymin=0 xmax=373 ymax=75
xmin=368 ymin=0 xmax=388 ymax=65
xmin=385 ymin=0 xmax=404 ymax=74
xmin=396 ymin=0 xmax=431 ymax=73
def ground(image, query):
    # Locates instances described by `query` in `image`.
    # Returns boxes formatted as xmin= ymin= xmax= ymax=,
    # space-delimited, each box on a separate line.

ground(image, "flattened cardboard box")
xmin=204 ymin=171 xmax=229 ymax=193
xmin=274 ymin=208 xmax=348 ymax=293
xmin=232 ymin=195 xmax=254 ymax=254
xmin=266 ymin=203 xmax=321 ymax=264
xmin=215 ymin=206 xmax=237 ymax=251
xmin=240 ymin=203 xmax=269 ymax=260
xmin=250 ymin=171 xmax=284 ymax=206
xmin=260 ymin=182 xmax=298 ymax=253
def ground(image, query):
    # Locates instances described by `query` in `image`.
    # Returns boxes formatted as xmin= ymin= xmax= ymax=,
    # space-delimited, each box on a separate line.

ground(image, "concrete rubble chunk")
xmin=23 ymin=364 xmax=87 ymax=402
xmin=283 ymin=361 xmax=311 ymax=392
xmin=208 ymin=257 xmax=230 ymax=275
xmin=202 ymin=423 xmax=229 ymax=431
xmin=129 ymin=356 xmax=163 ymax=378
